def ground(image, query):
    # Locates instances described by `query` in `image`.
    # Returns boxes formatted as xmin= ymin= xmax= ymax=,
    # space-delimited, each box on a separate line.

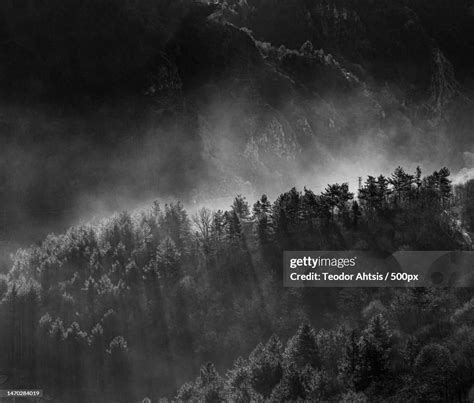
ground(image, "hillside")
xmin=0 ymin=167 xmax=473 ymax=401
xmin=0 ymin=2 xmax=473 ymax=400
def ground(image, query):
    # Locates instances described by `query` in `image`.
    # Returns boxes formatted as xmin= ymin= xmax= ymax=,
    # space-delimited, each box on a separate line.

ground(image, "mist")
xmin=0 ymin=2 xmax=473 ymax=401
xmin=0 ymin=0 xmax=473 ymax=251
xmin=1 ymin=77 xmax=473 ymax=250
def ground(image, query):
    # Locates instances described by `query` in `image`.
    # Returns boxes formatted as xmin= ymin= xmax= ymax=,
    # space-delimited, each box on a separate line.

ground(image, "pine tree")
xmin=159 ymin=203 xmax=191 ymax=251
xmin=272 ymin=188 xmax=302 ymax=241
xmin=232 ymin=195 xmax=251 ymax=219
xmin=284 ymin=323 xmax=320 ymax=370
xmin=356 ymin=314 xmax=393 ymax=390
xmin=377 ymin=175 xmax=390 ymax=207
xmin=390 ymin=166 xmax=414 ymax=205
xmin=322 ymin=183 xmax=354 ymax=219
xmin=248 ymin=335 xmax=283 ymax=397
xmin=195 ymin=362 xmax=225 ymax=403
xmin=253 ymin=195 xmax=273 ymax=245
xmin=226 ymin=357 xmax=252 ymax=402
xmin=155 ymin=237 xmax=181 ymax=285
xmin=224 ymin=210 xmax=242 ymax=242
xmin=359 ymin=176 xmax=379 ymax=209
xmin=438 ymin=167 xmax=452 ymax=206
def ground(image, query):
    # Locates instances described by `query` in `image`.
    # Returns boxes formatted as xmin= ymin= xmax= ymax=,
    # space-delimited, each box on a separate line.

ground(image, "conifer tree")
xmin=390 ymin=166 xmax=414 ymax=205
xmin=248 ymin=335 xmax=283 ymax=397
xmin=253 ymin=194 xmax=273 ymax=245
xmin=284 ymin=323 xmax=320 ymax=370
xmin=356 ymin=314 xmax=393 ymax=390
xmin=155 ymin=237 xmax=181 ymax=285
xmin=232 ymin=195 xmax=251 ymax=219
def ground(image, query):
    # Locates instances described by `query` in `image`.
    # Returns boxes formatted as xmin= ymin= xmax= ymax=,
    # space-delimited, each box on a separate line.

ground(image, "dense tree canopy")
xmin=0 ymin=167 xmax=472 ymax=401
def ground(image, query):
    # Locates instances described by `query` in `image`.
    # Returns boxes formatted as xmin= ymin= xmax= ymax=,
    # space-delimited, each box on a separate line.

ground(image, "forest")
xmin=0 ymin=166 xmax=473 ymax=402
xmin=0 ymin=1 xmax=473 ymax=401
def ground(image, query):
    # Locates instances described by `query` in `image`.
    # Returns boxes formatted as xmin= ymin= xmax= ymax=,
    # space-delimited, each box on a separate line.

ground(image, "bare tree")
xmin=192 ymin=207 xmax=213 ymax=240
